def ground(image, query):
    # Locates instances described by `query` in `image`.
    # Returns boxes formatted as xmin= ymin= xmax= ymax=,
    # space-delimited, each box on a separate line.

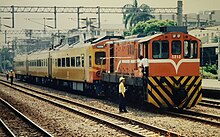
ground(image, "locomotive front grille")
xmin=147 ymin=76 xmax=202 ymax=108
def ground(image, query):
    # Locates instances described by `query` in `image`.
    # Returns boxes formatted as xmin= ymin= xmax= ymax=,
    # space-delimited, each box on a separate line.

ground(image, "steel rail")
xmin=165 ymin=109 xmax=220 ymax=127
xmin=198 ymin=102 xmax=220 ymax=109
xmin=0 ymin=79 xmax=183 ymax=137
xmin=0 ymin=118 xmax=16 ymax=137
xmin=201 ymin=99 xmax=220 ymax=105
xmin=0 ymin=97 xmax=53 ymax=137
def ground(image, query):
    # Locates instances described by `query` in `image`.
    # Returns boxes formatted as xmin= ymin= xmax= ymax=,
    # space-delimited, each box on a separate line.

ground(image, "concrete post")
xmin=54 ymin=6 xmax=57 ymax=29
xmin=218 ymin=29 xmax=220 ymax=81
xmin=177 ymin=0 xmax=183 ymax=26
xmin=97 ymin=6 xmax=101 ymax=28
xmin=77 ymin=7 xmax=80 ymax=29
xmin=184 ymin=14 xmax=188 ymax=26
xmin=159 ymin=14 xmax=162 ymax=20
xmin=11 ymin=5 xmax=14 ymax=28
xmin=197 ymin=14 xmax=200 ymax=28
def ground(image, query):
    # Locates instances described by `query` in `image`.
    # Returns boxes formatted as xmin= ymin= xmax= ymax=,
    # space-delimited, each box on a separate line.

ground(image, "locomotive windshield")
xmin=172 ymin=40 xmax=181 ymax=55
xmin=95 ymin=52 xmax=106 ymax=65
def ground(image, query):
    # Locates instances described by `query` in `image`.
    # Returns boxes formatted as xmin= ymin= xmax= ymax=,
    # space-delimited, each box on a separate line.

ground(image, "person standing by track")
xmin=6 ymin=70 xmax=9 ymax=81
xmin=9 ymin=70 xmax=15 ymax=85
xmin=119 ymin=77 xmax=128 ymax=113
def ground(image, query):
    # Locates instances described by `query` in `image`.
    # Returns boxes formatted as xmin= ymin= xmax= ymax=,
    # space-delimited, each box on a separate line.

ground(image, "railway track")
xmin=164 ymin=109 xmax=220 ymax=127
xmin=0 ymin=79 xmax=183 ymax=137
xmin=198 ymin=98 xmax=220 ymax=109
xmin=0 ymin=97 xmax=53 ymax=137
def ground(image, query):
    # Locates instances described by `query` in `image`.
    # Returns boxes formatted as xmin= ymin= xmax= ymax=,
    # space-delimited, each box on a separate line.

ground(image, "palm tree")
xmin=123 ymin=0 xmax=154 ymax=28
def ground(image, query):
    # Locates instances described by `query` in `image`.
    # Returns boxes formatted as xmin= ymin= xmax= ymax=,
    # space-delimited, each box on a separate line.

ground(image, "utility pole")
xmin=0 ymin=17 xmax=1 ymax=32
xmin=4 ymin=30 xmax=7 ymax=44
xmin=218 ymin=29 xmax=220 ymax=81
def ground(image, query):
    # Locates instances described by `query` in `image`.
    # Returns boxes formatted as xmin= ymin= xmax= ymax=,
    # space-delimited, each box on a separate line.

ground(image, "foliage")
xmin=0 ymin=48 xmax=13 ymax=71
xmin=126 ymin=19 xmax=176 ymax=36
xmin=211 ymin=36 xmax=220 ymax=43
xmin=200 ymin=65 xmax=218 ymax=79
xmin=123 ymin=0 xmax=154 ymax=28
xmin=203 ymin=64 xmax=218 ymax=74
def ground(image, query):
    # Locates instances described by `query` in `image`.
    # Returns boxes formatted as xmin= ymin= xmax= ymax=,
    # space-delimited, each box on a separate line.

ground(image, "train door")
xmin=26 ymin=55 xmax=29 ymax=75
xmin=110 ymin=44 xmax=114 ymax=73
xmin=48 ymin=52 xmax=52 ymax=78
xmin=85 ymin=52 xmax=90 ymax=82
xmin=81 ymin=54 xmax=85 ymax=80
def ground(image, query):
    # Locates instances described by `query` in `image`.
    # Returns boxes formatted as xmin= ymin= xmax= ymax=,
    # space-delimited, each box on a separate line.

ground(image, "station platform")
xmin=202 ymin=79 xmax=220 ymax=90
xmin=202 ymin=79 xmax=220 ymax=99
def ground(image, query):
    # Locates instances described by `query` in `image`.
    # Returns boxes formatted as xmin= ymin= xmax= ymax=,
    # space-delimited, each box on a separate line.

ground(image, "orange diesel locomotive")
xmin=102 ymin=26 xmax=201 ymax=108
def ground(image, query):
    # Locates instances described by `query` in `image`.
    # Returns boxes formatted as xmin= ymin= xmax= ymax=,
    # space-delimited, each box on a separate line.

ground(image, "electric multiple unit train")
xmin=14 ymin=26 xmax=202 ymax=109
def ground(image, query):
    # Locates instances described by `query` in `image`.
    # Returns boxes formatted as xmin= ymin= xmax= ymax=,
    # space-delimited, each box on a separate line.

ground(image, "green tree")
xmin=129 ymin=19 xmax=177 ymax=35
xmin=211 ymin=36 xmax=220 ymax=43
xmin=123 ymin=0 xmax=154 ymax=28
xmin=0 ymin=48 xmax=13 ymax=71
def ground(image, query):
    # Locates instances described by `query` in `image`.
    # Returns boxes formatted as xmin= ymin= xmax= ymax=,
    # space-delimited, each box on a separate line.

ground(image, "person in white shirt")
xmin=138 ymin=55 xmax=149 ymax=77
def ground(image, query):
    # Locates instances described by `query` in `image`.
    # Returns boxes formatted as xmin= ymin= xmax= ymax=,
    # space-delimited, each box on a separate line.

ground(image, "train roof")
xmin=91 ymin=36 xmax=124 ymax=44
xmin=138 ymin=34 xmax=162 ymax=43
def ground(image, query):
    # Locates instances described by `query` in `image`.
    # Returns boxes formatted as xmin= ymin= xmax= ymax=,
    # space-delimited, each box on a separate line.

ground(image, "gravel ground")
xmin=191 ymin=105 xmax=220 ymax=116
xmin=0 ymin=85 xmax=127 ymax=137
xmin=18 ymin=81 xmax=220 ymax=137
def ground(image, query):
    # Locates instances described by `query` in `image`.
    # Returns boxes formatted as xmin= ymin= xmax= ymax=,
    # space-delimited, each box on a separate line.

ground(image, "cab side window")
xmin=184 ymin=40 xmax=198 ymax=58
xmin=152 ymin=40 xmax=169 ymax=59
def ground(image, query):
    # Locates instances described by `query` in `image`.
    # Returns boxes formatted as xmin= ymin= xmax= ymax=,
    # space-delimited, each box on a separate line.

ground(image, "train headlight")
xmin=172 ymin=34 xmax=176 ymax=38
xmin=177 ymin=34 xmax=181 ymax=38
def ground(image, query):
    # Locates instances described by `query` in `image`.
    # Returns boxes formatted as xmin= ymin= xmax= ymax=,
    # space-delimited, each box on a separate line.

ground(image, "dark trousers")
xmin=10 ymin=76 xmax=13 ymax=85
xmin=142 ymin=66 xmax=149 ymax=77
xmin=119 ymin=94 xmax=127 ymax=112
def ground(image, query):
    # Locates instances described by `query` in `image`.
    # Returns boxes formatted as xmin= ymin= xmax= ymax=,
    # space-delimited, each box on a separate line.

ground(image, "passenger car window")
xmin=62 ymin=58 xmax=65 ymax=67
xmin=81 ymin=54 xmax=84 ymax=67
xmin=89 ymin=56 xmax=92 ymax=67
xmin=71 ymin=57 xmax=75 ymax=67
xmin=66 ymin=57 xmax=70 ymax=67
xmin=152 ymin=40 xmax=169 ymax=59
xmin=172 ymin=40 xmax=181 ymax=55
xmin=95 ymin=52 xmax=106 ymax=65
xmin=58 ymin=58 xmax=61 ymax=67
xmin=184 ymin=40 xmax=198 ymax=58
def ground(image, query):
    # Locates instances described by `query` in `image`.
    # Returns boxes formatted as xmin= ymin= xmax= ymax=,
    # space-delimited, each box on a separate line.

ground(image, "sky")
xmin=0 ymin=0 xmax=220 ymax=38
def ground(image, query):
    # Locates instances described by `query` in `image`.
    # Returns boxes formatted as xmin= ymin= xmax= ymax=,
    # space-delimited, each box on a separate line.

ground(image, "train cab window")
xmin=62 ymin=58 xmax=65 ymax=67
xmin=152 ymin=40 xmax=169 ymax=59
xmin=46 ymin=59 xmax=48 ymax=66
xmin=66 ymin=57 xmax=70 ymax=67
xmin=37 ymin=60 xmax=40 ymax=67
xmin=172 ymin=40 xmax=181 ymax=55
xmin=184 ymin=40 xmax=198 ymax=58
xmin=81 ymin=54 xmax=84 ymax=67
xmin=58 ymin=58 xmax=61 ymax=67
xmin=89 ymin=56 xmax=92 ymax=67
xmin=76 ymin=56 xmax=81 ymax=67
xmin=138 ymin=43 xmax=144 ymax=57
xmin=95 ymin=52 xmax=106 ymax=65
xmin=71 ymin=57 xmax=75 ymax=67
